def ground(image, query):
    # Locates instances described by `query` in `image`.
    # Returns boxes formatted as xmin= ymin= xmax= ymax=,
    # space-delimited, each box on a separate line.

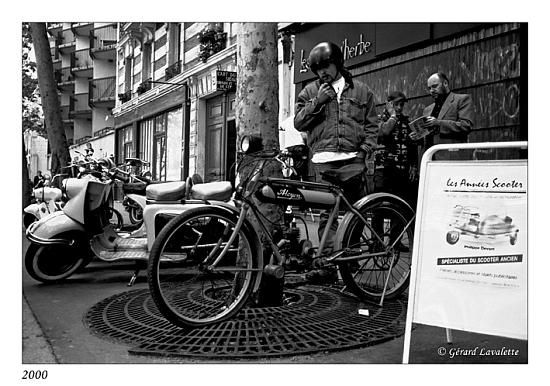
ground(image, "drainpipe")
xmin=182 ymin=82 xmax=191 ymax=180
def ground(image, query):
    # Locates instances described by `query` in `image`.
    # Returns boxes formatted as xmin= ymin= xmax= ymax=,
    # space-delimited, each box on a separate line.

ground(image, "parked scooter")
xmin=23 ymin=176 xmax=65 ymax=229
xmin=24 ymin=160 xmax=233 ymax=285
xmin=120 ymin=158 xmax=151 ymax=226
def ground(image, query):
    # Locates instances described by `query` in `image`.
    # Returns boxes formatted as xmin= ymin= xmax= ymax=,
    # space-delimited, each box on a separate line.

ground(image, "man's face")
xmin=316 ymin=63 xmax=340 ymax=84
xmin=427 ymin=76 xmax=448 ymax=100
xmin=392 ymin=100 xmax=406 ymax=115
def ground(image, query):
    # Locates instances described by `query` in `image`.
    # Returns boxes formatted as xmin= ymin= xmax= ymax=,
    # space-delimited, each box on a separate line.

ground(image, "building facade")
xmin=47 ymin=22 xmax=117 ymax=161
xmin=112 ymin=22 xmax=244 ymax=183
xmin=285 ymin=23 xmax=525 ymax=158
xmin=109 ymin=23 xmax=524 ymax=185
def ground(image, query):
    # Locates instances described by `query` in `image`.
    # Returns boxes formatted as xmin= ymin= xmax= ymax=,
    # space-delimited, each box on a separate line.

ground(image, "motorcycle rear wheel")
xmin=337 ymin=200 xmax=414 ymax=302
xmin=25 ymin=234 xmax=89 ymax=283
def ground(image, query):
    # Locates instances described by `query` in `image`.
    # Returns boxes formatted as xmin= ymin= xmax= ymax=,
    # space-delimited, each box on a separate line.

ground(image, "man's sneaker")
xmin=305 ymin=268 xmax=338 ymax=284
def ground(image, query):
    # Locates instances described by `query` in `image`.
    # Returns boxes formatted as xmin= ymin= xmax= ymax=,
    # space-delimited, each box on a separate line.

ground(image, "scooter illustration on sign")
xmin=446 ymin=205 xmax=519 ymax=246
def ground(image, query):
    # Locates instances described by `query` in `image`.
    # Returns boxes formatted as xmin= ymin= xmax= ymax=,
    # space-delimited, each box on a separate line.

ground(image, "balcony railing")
xmin=50 ymin=46 xmax=59 ymax=60
xmin=72 ymin=49 xmax=92 ymax=70
xmin=89 ymin=76 xmax=116 ymax=103
xmin=91 ymin=24 xmax=117 ymax=50
xmin=94 ymin=127 xmax=114 ymax=138
xmin=76 ymin=136 xmax=92 ymax=145
xmin=57 ymin=67 xmax=74 ymax=84
xmin=72 ymin=93 xmax=91 ymax=113
xmin=165 ymin=61 xmax=182 ymax=81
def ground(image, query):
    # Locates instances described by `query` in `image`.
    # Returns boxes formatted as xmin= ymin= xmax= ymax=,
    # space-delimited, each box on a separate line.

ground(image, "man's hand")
xmin=423 ymin=116 xmax=440 ymax=128
xmin=385 ymin=101 xmax=396 ymax=116
xmin=408 ymin=166 xmax=418 ymax=182
xmin=409 ymin=131 xmax=422 ymax=141
xmin=316 ymin=83 xmax=337 ymax=105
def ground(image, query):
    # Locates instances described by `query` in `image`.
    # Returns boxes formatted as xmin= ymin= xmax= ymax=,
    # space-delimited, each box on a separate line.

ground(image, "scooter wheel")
xmin=446 ymin=231 xmax=460 ymax=245
xmin=510 ymin=232 xmax=518 ymax=245
xmin=109 ymin=207 xmax=124 ymax=231
xmin=23 ymin=213 xmax=37 ymax=229
xmin=24 ymin=236 xmax=89 ymax=283
xmin=128 ymin=206 xmax=143 ymax=225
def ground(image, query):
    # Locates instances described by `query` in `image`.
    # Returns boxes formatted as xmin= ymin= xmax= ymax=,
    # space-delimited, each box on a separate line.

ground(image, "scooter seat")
xmin=191 ymin=181 xmax=233 ymax=201
xmin=123 ymin=181 xmax=147 ymax=195
xmin=146 ymin=181 xmax=186 ymax=201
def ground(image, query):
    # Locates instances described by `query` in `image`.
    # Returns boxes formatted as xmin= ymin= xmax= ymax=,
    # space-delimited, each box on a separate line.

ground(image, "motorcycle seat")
xmin=191 ymin=181 xmax=233 ymax=201
xmin=146 ymin=181 xmax=187 ymax=201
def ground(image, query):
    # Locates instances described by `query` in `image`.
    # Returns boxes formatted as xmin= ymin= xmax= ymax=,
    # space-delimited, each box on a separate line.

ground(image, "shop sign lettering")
xmin=300 ymin=33 xmax=373 ymax=73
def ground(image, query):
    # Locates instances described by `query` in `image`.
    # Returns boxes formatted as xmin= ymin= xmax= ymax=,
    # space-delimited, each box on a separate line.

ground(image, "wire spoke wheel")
xmin=148 ymin=207 xmax=259 ymax=328
xmin=338 ymin=201 xmax=414 ymax=302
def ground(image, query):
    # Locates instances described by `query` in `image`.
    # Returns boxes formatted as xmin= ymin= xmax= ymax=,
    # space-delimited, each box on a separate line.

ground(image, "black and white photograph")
xmin=10 ymin=0 xmax=548 ymax=384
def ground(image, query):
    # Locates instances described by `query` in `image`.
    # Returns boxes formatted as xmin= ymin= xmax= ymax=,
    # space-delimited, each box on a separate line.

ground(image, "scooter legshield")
xmin=26 ymin=211 xmax=85 ymax=245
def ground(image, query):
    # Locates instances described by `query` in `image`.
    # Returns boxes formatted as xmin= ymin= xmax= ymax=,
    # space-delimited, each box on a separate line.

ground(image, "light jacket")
xmin=294 ymin=78 xmax=378 ymax=158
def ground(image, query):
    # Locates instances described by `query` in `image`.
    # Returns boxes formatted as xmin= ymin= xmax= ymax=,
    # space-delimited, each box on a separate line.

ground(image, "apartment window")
xmin=142 ymin=42 xmax=152 ymax=83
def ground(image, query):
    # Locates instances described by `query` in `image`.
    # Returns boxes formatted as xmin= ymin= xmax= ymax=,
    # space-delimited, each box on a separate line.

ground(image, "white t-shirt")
xmin=312 ymin=75 xmax=358 ymax=164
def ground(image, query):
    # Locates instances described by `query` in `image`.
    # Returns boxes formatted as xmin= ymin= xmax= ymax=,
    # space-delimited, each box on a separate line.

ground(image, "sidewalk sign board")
xmin=402 ymin=141 xmax=528 ymax=363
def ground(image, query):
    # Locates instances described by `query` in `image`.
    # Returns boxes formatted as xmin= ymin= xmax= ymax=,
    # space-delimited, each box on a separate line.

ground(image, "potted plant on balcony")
xmin=136 ymin=81 xmax=150 ymax=95
xmin=197 ymin=23 xmax=227 ymax=63
xmin=118 ymin=90 xmax=131 ymax=103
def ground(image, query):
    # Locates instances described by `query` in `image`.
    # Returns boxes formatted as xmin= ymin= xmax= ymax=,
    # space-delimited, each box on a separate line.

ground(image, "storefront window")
xmin=117 ymin=125 xmax=134 ymax=164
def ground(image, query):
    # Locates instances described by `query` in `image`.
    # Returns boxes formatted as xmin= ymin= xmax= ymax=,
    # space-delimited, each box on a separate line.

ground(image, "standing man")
xmin=33 ymin=170 xmax=43 ymax=188
xmin=294 ymin=41 xmax=379 ymax=283
xmin=418 ymin=72 xmax=474 ymax=160
xmin=379 ymin=91 xmax=419 ymax=205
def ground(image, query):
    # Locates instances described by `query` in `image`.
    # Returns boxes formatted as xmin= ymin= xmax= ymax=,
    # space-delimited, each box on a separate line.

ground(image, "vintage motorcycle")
xmin=25 ymin=160 xmax=233 ymax=285
xmin=147 ymin=136 xmax=415 ymax=328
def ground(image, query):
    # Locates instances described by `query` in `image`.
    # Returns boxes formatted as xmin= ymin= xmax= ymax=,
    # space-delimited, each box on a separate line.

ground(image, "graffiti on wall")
xmin=355 ymin=31 xmax=521 ymax=137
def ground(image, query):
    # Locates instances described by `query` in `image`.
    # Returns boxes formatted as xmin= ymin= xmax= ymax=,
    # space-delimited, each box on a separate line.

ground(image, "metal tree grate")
xmin=84 ymin=285 xmax=407 ymax=359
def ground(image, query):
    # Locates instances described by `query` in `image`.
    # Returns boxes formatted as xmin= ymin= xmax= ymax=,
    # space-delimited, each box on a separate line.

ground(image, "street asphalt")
xmin=21 ymin=202 xmax=528 ymax=367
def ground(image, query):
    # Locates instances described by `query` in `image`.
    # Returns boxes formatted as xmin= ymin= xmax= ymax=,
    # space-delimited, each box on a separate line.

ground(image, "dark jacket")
xmin=294 ymin=78 xmax=378 ymax=157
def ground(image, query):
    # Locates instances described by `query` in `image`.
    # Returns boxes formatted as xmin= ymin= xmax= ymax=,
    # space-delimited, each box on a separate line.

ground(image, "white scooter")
xmin=24 ymin=162 xmax=233 ymax=285
xmin=23 ymin=184 xmax=64 ymax=229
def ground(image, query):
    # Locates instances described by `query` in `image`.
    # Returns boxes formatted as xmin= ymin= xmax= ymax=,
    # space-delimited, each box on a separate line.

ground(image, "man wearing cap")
xmin=294 ymin=41 xmax=379 ymax=283
xmin=379 ymin=91 xmax=419 ymax=205
xmin=417 ymin=72 xmax=474 ymax=160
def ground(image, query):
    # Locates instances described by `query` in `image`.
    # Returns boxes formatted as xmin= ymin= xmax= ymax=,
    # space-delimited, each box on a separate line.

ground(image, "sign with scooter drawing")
xmin=413 ymin=160 xmax=527 ymax=340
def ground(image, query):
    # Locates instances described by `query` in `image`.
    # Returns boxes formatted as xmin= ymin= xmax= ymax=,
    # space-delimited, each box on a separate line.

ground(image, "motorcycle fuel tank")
xmin=255 ymin=180 xmax=336 ymax=208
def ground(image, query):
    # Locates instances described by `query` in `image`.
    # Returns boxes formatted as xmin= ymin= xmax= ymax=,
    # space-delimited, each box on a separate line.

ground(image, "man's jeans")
xmin=312 ymin=157 xmax=365 ymax=254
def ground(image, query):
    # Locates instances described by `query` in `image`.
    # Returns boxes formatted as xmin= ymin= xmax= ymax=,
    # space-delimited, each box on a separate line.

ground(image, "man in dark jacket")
xmin=417 ymin=72 xmax=474 ymax=160
xmin=294 ymin=41 xmax=379 ymax=283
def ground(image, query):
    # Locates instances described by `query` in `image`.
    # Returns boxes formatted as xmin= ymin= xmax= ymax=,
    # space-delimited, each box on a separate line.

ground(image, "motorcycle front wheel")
xmin=25 ymin=232 xmax=90 ymax=283
xmin=148 ymin=206 xmax=261 ymax=328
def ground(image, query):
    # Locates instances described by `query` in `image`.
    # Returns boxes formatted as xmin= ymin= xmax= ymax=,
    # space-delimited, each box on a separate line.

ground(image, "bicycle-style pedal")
xmin=263 ymin=264 xmax=284 ymax=279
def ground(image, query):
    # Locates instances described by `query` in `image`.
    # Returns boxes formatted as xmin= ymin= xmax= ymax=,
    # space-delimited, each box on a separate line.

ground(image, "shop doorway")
xmin=205 ymin=92 xmax=236 ymax=184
